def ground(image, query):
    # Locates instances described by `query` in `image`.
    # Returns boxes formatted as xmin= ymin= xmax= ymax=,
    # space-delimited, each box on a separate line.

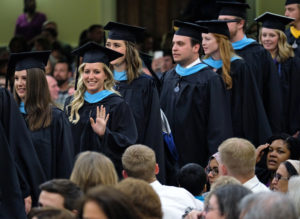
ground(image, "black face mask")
xmin=56 ymin=79 xmax=68 ymax=87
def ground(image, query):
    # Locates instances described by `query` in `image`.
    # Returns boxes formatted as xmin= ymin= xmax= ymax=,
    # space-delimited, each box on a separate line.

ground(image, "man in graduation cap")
xmin=285 ymin=0 xmax=300 ymax=57
xmin=217 ymin=1 xmax=283 ymax=135
xmin=160 ymin=20 xmax=232 ymax=168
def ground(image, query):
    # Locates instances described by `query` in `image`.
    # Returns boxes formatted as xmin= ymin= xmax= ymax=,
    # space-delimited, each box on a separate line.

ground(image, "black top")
xmin=234 ymin=41 xmax=283 ymax=134
xmin=286 ymin=0 xmax=300 ymax=5
xmin=210 ymin=59 xmax=272 ymax=145
xmin=255 ymin=12 xmax=294 ymax=32
xmin=173 ymin=20 xmax=208 ymax=41
xmin=104 ymin=21 xmax=145 ymax=43
xmin=196 ymin=19 xmax=232 ymax=38
xmin=275 ymin=56 xmax=300 ymax=135
xmin=0 ymin=88 xmax=46 ymax=216
xmin=65 ymin=93 xmax=138 ymax=176
xmin=21 ymin=106 xmax=74 ymax=180
xmin=160 ymin=67 xmax=233 ymax=167
xmin=285 ymin=28 xmax=300 ymax=58
xmin=115 ymin=74 xmax=166 ymax=183
xmin=217 ymin=1 xmax=250 ymax=19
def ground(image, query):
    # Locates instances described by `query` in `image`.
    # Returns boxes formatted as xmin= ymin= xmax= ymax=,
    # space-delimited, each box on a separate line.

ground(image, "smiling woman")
xmin=65 ymin=42 xmax=138 ymax=177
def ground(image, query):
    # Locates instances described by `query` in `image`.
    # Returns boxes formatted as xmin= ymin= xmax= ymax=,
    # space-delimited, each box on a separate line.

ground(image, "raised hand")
xmin=90 ymin=105 xmax=110 ymax=137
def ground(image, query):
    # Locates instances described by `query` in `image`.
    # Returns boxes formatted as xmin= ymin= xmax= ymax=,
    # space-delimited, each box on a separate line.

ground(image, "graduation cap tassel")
xmin=75 ymin=55 xmax=80 ymax=90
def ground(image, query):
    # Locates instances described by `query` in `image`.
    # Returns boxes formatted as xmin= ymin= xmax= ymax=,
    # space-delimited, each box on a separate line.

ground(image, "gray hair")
xmin=239 ymin=192 xmax=297 ymax=219
xmin=288 ymin=176 xmax=300 ymax=217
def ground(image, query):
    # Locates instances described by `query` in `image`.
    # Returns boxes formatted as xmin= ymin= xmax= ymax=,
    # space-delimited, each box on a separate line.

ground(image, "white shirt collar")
xmin=185 ymin=58 xmax=201 ymax=68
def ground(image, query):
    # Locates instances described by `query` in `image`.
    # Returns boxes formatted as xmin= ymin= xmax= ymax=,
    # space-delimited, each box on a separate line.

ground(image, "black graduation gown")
xmin=276 ymin=57 xmax=300 ymax=135
xmin=0 ymin=88 xmax=46 ymax=214
xmin=285 ymin=28 xmax=300 ymax=58
xmin=21 ymin=107 xmax=74 ymax=180
xmin=115 ymin=74 xmax=166 ymax=183
xmin=65 ymin=94 xmax=138 ymax=176
xmin=214 ymin=59 xmax=272 ymax=146
xmin=234 ymin=42 xmax=282 ymax=134
xmin=160 ymin=67 xmax=233 ymax=167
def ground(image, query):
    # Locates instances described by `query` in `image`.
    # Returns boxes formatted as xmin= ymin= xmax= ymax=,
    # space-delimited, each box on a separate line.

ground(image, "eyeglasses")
xmin=273 ymin=173 xmax=289 ymax=181
xmin=206 ymin=167 xmax=219 ymax=177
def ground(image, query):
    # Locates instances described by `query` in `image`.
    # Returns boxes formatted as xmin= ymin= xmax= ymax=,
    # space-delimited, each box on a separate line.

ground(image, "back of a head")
xmin=177 ymin=163 xmax=207 ymax=196
xmin=239 ymin=192 xmax=297 ymax=219
xmin=82 ymin=185 xmax=139 ymax=219
xmin=70 ymin=151 xmax=118 ymax=193
xmin=218 ymin=138 xmax=256 ymax=177
xmin=210 ymin=175 xmax=241 ymax=191
xmin=39 ymin=179 xmax=83 ymax=211
xmin=211 ymin=184 xmax=252 ymax=219
xmin=288 ymin=176 xmax=300 ymax=217
xmin=28 ymin=207 xmax=75 ymax=219
xmin=116 ymin=177 xmax=162 ymax=219
xmin=122 ymin=144 xmax=156 ymax=182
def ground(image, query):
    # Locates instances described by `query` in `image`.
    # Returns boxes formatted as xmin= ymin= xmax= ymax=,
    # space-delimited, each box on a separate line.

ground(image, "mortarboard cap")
xmin=196 ymin=20 xmax=235 ymax=38
xmin=217 ymin=1 xmax=250 ymax=19
xmin=255 ymin=12 xmax=294 ymax=32
xmin=173 ymin=20 xmax=208 ymax=41
xmin=104 ymin=21 xmax=145 ymax=43
xmin=285 ymin=0 xmax=300 ymax=5
xmin=8 ymin=50 xmax=50 ymax=72
xmin=72 ymin=41 xmax=123 ymax=66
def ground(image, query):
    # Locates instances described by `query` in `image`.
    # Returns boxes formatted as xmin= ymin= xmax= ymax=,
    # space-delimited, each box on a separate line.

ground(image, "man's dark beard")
xmin=56 ymin=79 xmax=68 ymax=87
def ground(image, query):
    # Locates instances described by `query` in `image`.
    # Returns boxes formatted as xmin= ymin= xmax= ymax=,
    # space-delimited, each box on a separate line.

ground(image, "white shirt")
xmin=185 ymin=58 xmax=201 ymax=68
xmin=151 ymin=180 xmax=203 ymax=219
xmin=243 ymin=175 xmax=269 ymax=193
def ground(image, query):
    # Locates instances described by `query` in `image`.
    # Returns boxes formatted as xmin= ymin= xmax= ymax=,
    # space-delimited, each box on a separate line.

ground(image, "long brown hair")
xmin=14 ymin=68 xmax=52 ymax=131
xmin=204 ymin=33 xmax=234 ymax=89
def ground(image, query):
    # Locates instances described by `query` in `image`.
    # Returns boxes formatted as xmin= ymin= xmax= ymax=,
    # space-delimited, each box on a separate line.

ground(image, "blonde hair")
xmin=70 ymin=151 xmax=118 ymax=193
xmin=67 ymin=62 xmax=118 ymax=124
xmin=122 ymin=144 xmax=156 ymax=182
xmin=116 ymin=178 xmax=163 ymax=219
xmin=218 ymin=138 xmax=256 ymax=177
xmin=259 ymin=28 xmax=294 ymax=63
xmin=204 ymin=33 xmax=234 ymax=89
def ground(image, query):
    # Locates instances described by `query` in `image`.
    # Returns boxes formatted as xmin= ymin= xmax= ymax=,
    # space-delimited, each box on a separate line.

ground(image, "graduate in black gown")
xmin=0 ymin=87 xmax=46 ymax=217
xmin=65 ymin=42 xmax=138 ymax=176
xmin=256 ymin=12 xmax=300 ymax=136
xmin=160 ymin=20 xmax=232 ymax=168
xmin=104 ymin=22 xmax=166 ymax=182
xmin=284 ymin=0 xmax=300 ymax=57
xmin=197 ymin=20 xmax=271 ymax=146
xmin=218 ymin=1 xmax=283 ymax=134
xmin=7 ymin=51 xmax=74 ymax=181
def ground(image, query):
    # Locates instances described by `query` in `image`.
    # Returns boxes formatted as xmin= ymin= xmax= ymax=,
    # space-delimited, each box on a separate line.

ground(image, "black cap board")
xmin=217 ymin=1 xmax=250 ymax=19
xmin=196 ymin=20 xmax=236 ymax=38
xmin=6 ymin=50 xmax=50 ymax=87
xmin=255 ymin=12 xmax=295 ymax=32
xmin=173 ymin=20 xmax=208 ymax=41
xmin=104 ymin=21 xmax=145 ymax=43
xmin=72 ymin=41 xmax=123 ymax=90
xmin=285 ymin=0 xmax=300 ymax=5
xmin=72 ymin=41 xmax=123 ymax=66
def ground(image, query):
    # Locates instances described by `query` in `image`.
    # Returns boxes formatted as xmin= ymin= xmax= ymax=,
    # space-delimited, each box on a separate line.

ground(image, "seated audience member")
xmin=80 ymin=185 xmax=139 ymax=219
xmin=288 ymin=176 xmax=300 ymax=218
xmin=116 ymin=177 xmax=163 ymax=219
xmin=272 ymin=159 xmax=300 ymax=193
xmin=239 ymin=192 xmax=297 ymax=219
xmin=39 ymin=179 xmax=83 ymax=214
xmin=122 ymin=144 xmax=203 ymax=219
xmin=218 ymin=138 xmax=269 ymax=192
xmin=206 ymin=152 xmax=221 ymax=189
xmin=87 ymin=24 xmax=105 ymax=45
xmin=28 ymin=207 xmax=75 ymax=219
xmin=70 ymin=151 xmax=118 ymax=193
xmin=256 ymin=134 xmax=300 ymax=186
xmin=177 ymin=163 xmax=207 ymax=201
xmin=53 ymin=59 xmax=73 ymax=106
xmin=46 ymin=75 xmax=59 ymax=102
